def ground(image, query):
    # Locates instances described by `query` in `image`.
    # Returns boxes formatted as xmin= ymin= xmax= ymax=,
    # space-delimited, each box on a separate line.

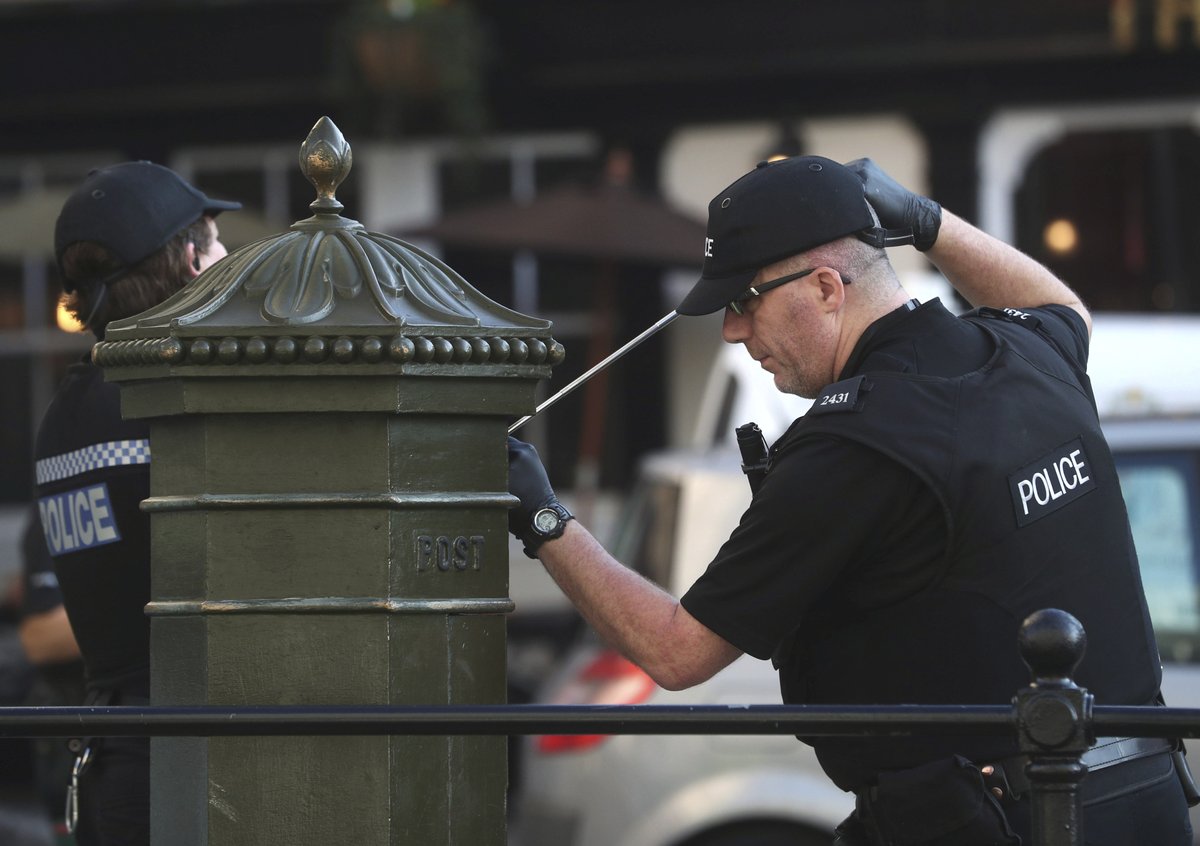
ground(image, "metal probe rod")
xmin=509 ymin=309 xmax=679 ymax=434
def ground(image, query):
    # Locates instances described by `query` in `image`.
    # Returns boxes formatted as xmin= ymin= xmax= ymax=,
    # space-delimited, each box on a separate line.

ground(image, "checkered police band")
xmin=35 ymin=439 xmax=152 ymax=485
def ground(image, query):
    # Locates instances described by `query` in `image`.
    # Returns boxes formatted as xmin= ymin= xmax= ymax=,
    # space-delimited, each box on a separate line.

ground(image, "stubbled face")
xmin=721 ymin=265 xmax=840 ymax=399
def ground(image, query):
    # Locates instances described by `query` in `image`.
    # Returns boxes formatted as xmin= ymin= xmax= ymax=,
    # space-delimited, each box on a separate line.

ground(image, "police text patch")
xmin=1009 ymin=438 xmax=1096 ymax=527
xmin=38 ymin=483 xmax=122 ymax=556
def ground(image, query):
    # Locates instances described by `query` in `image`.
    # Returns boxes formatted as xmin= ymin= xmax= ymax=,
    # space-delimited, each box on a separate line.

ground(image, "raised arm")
xmin=927 ymin=210 xmax=1091 ymax=335
xmin=847 ymin=158 xmax=1091 ymax=336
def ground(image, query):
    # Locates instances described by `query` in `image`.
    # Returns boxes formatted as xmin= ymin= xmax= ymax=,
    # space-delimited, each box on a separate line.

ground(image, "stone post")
xmin=94 ymin=117 xmax=563 ymax=846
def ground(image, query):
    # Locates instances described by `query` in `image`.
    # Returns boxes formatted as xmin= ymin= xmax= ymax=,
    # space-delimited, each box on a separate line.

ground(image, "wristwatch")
xmin=523 ymin=502 xmax=574 ymax=558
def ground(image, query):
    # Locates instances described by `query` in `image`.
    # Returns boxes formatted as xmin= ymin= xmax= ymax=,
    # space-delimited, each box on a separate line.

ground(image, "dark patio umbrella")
xmin=407 ymin=176 xmax=707 ymax=267
xmin=402 ymin=152 xmax=708 ymax=498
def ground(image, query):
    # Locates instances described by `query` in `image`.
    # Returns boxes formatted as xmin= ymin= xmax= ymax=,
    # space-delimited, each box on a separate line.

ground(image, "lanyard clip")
xmin=65 ymin=745 xmax=92 ymax=835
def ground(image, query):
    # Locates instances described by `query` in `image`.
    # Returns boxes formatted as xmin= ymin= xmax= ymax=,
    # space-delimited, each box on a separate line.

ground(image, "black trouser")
xmin=72 ymin=689 xmax=149 ymax=846
xmin=74 ymin=735 xmax=149 ymax=846
xmin=1001 ymin=762 xmax=1193 ymax=846
xmin=838 ymin=750 xmax=1193 ymax=846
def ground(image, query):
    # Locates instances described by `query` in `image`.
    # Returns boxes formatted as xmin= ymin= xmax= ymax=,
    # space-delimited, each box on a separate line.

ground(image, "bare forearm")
xmin=18 ymin=605 xmax=81 ymax=665
xmin=928 ymin=211 xmax=1092 ymax=335
xmin=536 ymin=521 xmax=741 ymax=690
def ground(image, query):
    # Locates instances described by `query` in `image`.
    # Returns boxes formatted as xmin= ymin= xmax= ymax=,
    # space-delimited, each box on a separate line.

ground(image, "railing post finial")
xmin=1015 ymin=608 xmax=1094 ymax=846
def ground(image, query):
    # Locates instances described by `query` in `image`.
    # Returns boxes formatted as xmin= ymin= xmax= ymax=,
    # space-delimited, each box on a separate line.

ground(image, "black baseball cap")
xmin=55 ymin=161 xmax=241 ymax=293
xmin=678 ymin=156 xmax=881 ymax=316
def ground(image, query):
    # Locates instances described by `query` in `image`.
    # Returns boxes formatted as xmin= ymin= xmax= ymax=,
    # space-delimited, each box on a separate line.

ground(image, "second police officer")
xmin=33 ymin=162 xmax=239 ymax=846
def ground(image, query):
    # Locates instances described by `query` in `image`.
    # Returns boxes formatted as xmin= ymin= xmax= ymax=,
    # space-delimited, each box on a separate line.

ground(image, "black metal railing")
xmin=1 ymin=608 xmax=1197 ymax=846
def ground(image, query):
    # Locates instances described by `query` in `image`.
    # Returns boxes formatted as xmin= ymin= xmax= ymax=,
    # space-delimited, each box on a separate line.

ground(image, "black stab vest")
xmin=770 ymin=307 xmax=1161 ymax=786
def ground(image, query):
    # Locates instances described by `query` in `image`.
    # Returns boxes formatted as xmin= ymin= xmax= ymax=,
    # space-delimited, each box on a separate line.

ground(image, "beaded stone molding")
xmin=93 ymin=332 xmax=565 ymax=369
xmin=95 ymin=117 xmax=561 ymax=374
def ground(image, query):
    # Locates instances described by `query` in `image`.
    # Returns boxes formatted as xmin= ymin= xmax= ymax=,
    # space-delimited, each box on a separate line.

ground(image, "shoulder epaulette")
xmin=809 ymin=375 xmax=870 ymax=416
xmin=976 ymin=306 xmax=1043 ymax=331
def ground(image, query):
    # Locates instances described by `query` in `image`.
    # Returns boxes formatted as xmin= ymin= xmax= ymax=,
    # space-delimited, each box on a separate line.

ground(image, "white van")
xmin=511 ymin=305 xmax=1200 ymax=846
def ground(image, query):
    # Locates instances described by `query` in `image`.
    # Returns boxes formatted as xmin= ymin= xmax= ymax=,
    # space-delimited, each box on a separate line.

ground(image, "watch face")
xmin=533 ymin=507 xmax=560 ymax=535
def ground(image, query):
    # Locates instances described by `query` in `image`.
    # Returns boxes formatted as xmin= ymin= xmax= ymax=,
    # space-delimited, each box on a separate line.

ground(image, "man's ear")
xmin=185 ymin=241 xmax=201 ymax=277
xmin=813 ymin=267 xmax=847 ymax=311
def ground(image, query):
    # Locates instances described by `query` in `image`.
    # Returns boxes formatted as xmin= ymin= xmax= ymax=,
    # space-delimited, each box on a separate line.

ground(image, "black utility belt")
xmin=846 ymin=741 xmax=1189 ymax=846
xmin=984 ymin=735 xmax=1176 ymax=804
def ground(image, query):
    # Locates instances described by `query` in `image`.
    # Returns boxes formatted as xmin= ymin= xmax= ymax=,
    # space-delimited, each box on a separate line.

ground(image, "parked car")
xmin=511 ymin=310 xmax=1200 ymax=846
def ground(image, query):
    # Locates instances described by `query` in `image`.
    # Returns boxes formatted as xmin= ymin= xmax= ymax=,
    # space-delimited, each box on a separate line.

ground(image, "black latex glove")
xmin=507 ymin=436 xmax=560 ymax=553
xmin=845 ymin=157 xmax=942 ymax=252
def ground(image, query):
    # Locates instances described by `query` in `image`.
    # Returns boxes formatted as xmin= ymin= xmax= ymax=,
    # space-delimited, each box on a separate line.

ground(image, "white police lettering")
xmin=1003 ymin=308 xmax=1031 ymax=321
xmin=38 ymin=483 xmax=122 ymax=556
xmin=1008 ymin=439 xmax=1096 ymax=527
xmin=1017 ymin=451 xmax=1090 ymax=513
xmin=704 ymin=237 xmax=714 ymax=258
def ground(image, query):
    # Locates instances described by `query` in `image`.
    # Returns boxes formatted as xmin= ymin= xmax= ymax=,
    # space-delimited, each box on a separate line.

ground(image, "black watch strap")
xmin=522 ymin=502 xmax=574 ymax=558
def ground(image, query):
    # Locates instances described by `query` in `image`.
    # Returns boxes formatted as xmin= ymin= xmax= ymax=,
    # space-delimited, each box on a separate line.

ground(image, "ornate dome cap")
xmin=96 ymin=117 xmax=563 ymax=373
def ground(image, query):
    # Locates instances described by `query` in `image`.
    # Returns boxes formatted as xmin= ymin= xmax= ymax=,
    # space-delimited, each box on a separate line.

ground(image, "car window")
xmin=1115 ymin=451 xmax=1200 ymax=663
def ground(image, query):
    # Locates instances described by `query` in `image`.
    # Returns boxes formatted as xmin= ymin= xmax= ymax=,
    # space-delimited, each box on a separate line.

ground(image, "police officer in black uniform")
xmin=33 ymin=162 xmax=239 ymax=846
xmin=506 ymin=156 xmax=1194 ymax=845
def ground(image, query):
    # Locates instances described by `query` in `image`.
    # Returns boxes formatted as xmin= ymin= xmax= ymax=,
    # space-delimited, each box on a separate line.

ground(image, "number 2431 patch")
xmin=809 ymin=375 xmax=867 ymax=415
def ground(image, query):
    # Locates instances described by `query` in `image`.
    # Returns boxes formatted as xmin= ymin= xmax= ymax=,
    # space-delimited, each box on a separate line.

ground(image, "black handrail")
xmin=0 ymin=702 xmax=1016 ymax=738
xmin=0 ymin=702 xmax=1195 ymax=739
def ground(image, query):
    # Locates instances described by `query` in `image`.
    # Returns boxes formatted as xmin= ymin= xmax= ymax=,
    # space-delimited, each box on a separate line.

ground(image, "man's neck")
xmin=833 ymin=288 xmax=914 ymax=378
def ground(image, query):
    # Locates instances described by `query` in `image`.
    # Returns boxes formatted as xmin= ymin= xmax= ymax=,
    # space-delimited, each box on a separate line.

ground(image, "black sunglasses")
xmin=727 ymin=267 xmax=851 ymax=315
xmin=727 ymin=268 xmax=813 ymax=315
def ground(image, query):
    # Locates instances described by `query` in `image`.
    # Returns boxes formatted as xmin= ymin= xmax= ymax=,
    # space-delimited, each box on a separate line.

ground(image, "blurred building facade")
xmin=2 ymin=0 xmax=1200 ymax=513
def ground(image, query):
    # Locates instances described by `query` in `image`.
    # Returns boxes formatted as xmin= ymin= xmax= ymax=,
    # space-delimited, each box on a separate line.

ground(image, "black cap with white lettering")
xmin=677 ymin=156 xmax=879 ymax=316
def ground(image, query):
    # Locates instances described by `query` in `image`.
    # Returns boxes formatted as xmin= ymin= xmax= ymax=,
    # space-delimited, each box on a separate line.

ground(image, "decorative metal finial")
xmin=1018 ymin=608 xmax=1087 ymax=686
xmin=300 ymin=116 xmax=352 ymax=214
